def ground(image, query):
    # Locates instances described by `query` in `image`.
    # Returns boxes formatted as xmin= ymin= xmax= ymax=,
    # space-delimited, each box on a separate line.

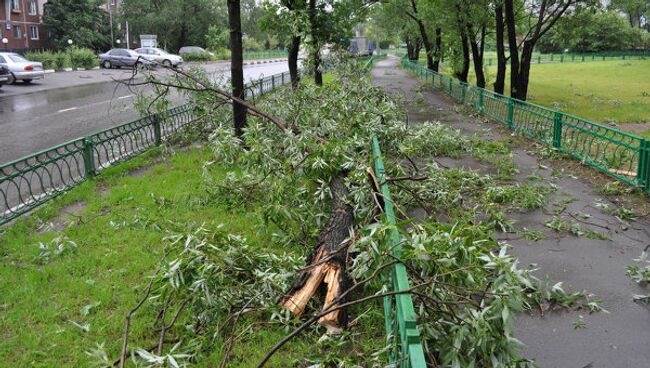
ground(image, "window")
xmin=13 ymin=25 xmax=22 ymax=39
xmin=28 ymin=0 xmax=37 ymax=15
xmin=10 ymin=0 xmax=20 ymax=11
xmin=0 ymin=56 xmax=6 ymax=63
xmin=29 ymin=25 xmax=39 ymax=40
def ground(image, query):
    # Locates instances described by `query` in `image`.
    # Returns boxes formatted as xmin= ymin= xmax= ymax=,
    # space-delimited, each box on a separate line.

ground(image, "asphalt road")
xmin=0 ymin=60 xmax=292 ymax=164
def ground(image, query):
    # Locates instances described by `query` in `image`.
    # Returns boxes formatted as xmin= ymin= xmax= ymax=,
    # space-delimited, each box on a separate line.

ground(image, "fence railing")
xmin=401 ymin=56 xmax=648 ymax=193
xmin=243 ymin=49 xmax=288 ymax=60
xmin=484 ymin=50 xmax=648 ymax=67
xmin=1 ymin=70 xmax=298 ymax=226
xmin=371 ymin=134 xmax=427 ymax=368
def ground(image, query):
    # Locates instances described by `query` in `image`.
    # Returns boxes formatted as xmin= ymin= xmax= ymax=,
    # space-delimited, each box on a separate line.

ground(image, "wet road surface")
xmin=0 ymin=60 xmax=292 ymax=164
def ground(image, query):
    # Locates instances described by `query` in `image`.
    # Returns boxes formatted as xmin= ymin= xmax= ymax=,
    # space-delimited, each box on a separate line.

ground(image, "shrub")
xmin=53 ymin=52 xmax=70 ymax=70
xmin=67 ymin=47 xmax=98 ymax=69
xmin=212 ymin=48 xmax=231 ymax=60
xmin=24 ymin=51 xmax=57 ymax=70
xmin=182 ymin=52 xmax=215 ymax=62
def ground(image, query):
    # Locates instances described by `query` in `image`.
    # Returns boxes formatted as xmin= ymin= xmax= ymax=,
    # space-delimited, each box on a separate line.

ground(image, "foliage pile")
xmin=110 ymin=59 xmax=600 ymax=367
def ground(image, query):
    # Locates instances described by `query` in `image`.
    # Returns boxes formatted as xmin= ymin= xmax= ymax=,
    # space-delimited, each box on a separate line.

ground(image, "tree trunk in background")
xmin=455 ymin=26 xmax=470 ymax=82
xmin=407 ymin=0 xmax=434 ymax=70
xmin=288 ymin=35 xmax=301 ymax=88
xmin=227 ymin=0 xmax=247 ymax=138
xmin=494 ymin=3 xmax=507 ymax=94
xmin=515 ymin=42 xmax=535 ymax=100
xmin=308 ymin=0 xmax=322 ymax=86
xmin=433 ymin=27 xmax=442 ymax=72
xmin=468 ymin=24 xmax=485 ymax=88
xmin=504 ymin=0 xmax=520 ymax=98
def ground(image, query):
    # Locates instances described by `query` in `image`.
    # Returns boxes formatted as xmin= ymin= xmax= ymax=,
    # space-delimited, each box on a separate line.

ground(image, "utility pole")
xmin=125 ymin=21 xmax=130 ymax=49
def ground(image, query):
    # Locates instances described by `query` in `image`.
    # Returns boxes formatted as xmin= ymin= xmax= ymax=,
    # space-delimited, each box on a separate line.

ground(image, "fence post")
xmin=507 ymin=98 xmax=514 ymax=129
xmin=551 ymin=54 xmax=554 ymax=61
xmin=82 ymin=137 xmax=96 ymax=177
xmin=448 ymin=78 xmax=452 ymax=95
xmin=461 ymin=83 xmax=466 ymax=103
xmin=153 ymin=114 xmax=162 ymax=146
xmin=538 ymin=56 xmax=541 ymax=64
xmin=638 ymin=139 xmax=650 ymax=193
xmin=281 ymin=72 xmax=285 ymax=85
xmin=271 ymin=75 xmax=275 ymax=90
xmin=478 ymin=88 xmax=484 ymax=112
xmin=259 ymin=78 xmax=263 ymax=96
xmin=552 ymin=111 xmax=563 ymax=150
xmin=560 ymin=54 xmax=564 ymax=63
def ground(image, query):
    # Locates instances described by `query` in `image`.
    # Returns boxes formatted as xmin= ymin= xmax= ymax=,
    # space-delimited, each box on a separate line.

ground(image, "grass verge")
xmin=0 ymin=146 xmax=384 ymax=367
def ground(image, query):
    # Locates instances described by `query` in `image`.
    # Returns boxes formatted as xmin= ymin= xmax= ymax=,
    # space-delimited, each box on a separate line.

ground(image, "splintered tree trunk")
xmin=280 ymin=172 xmax=354 ymax=332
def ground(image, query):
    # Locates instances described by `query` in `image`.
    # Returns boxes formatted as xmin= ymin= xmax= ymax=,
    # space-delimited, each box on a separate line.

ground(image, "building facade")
xmin=0 ymin=0 xmax=47 ymax=51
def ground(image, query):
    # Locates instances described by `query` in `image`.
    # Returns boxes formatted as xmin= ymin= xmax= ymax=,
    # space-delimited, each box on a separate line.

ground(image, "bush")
xmin=54 ymin=52 xmax=70 ymax=70
xmin=182 ymin=52 xmax=215 ymax=62
xmin=24 ymin=51 xmax=58 ymax=70
xmin=211 ymin=48 xmax=231 ymax=60
xmin=67 ymin=46 xmax=98 ymax=69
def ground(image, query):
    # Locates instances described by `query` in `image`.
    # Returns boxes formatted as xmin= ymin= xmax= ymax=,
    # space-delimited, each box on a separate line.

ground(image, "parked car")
xmin=134 ymin=47 xmax=183 ymax=68
xmin=99 ymin=48 xmax=155 ymax=69
xmin=0 ymin=65 xmax=14 ymax=87
xmin=0 ymin=52 xmax=44 ymax=84
xmin=178 ymin=46 xmax=214 ymax=57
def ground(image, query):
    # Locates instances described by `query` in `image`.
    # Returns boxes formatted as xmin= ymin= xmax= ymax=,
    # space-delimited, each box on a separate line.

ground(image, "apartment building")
xmin=0 ymin=0 xmax=47 ymax=51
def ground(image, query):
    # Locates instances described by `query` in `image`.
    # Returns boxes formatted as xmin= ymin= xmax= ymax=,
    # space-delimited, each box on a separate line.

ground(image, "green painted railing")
xmin=371 ymin=134 xmax=427 ymax=368
xmin=401 ymin=56 xmax=648 ymax=192
xmin=243 ymin=49 xmax=288 ymax=60
xmin=0 ymin=70 xmax=297 ymax=226
xmin=483 ymin=50 xmax=648 ymax=67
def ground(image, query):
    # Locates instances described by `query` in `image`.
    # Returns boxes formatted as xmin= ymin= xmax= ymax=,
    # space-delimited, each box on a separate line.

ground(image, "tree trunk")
xmin=280 ymin=172 xmax=354 ymax=332
xmin=408 ymin=0 xmax=434 ymax=70
xmin=227 ymin=0 xmax=247 ymax=138
xmin=308 ymin=0 xmax=323 ymax=86
xmin=455 ymin=25 xmax=470 ymax=83
xmin=514 ymin=42 xmax=535 ymax=100
xmin=433 ymin=27 xmax=442 ymax=72
xmin=288 ymin=35 xmax=301 ymax=88
xmin=494 ymin=3 xmax=507 ymax=94
xmin=504 ymin=0 xmax=520 ymax=98
xmin=468 ymin=23 xmax=485 ymax=88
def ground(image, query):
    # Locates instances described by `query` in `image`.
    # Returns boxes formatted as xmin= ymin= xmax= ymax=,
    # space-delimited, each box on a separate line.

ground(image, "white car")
xmin=134 ymin=47 xmax=183 ymax=68
xmin=0 ymin=52 xmax=44 ymax=84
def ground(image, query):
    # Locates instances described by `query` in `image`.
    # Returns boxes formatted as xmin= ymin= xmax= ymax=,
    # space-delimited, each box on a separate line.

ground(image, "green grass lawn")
xmin=0 ymin=146 xmax=384 ymax=367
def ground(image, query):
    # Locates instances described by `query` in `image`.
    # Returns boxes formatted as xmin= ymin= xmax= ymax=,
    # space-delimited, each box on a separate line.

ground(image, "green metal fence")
xmin=0 ymin=71 xmax=298 ymax=226
xmin=371 ymin=134 xmax=427 ymax=368
xmin=243 ymin=49 xmax=288 ymax=60
xmin=483 ymin=50 xmax=648 ymax=67
xmin=401 ymin=56 xmax=648 ymax=192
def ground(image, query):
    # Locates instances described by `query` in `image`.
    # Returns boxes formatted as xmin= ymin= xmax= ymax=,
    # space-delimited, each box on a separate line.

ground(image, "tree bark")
xmin=494 ymin=2 xmax=507 ymax=94
xmin=280 ymin=172 xmax=354 ymax=332
xmin=308 ymin=0 xmax=323 ymax=86
xmin=504 ymin=0 xmax=520 ymax=98
xmin=455 ymin=24 xmax=470 ymax=82
xmin=407 ymin=0 xmax=434 ymax=70
xmin=227 ymin=0 xmax=247 ymax=138
xmin=468 ymin=23 xmax=486 ymax=88
xmin=433 ymin=27 xmax=442 ymax=72
xmin=288 ymin=35 xmax=301 ymax=88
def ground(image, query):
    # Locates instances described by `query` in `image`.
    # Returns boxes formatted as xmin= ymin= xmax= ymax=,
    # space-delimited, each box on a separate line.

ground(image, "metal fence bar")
xmin=400 ymin=56 xmax=647 ymax=193
xmin=371 ymin=134 xmax=427 ymax=368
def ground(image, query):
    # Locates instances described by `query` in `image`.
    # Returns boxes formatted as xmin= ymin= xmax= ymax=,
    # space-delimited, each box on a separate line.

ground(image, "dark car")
xmin=0 ymin=65 xmax=14 ymax=88
xmin=99 ymin=48 xmax=155 ymax=69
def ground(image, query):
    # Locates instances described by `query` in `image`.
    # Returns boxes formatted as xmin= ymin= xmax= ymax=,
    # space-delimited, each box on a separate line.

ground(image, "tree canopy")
xmin=42 ymin=0 xmax=112 ymax=51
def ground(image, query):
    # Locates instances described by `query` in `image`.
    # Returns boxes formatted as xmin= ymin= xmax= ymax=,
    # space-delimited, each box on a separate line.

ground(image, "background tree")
xmin=228 ymin=0 xmax=247 ymax=138
xmin=504 ymin=0 xmax=584 ymax=100
xmin=609 ymin=0 xmax=649 ymax=28
xmin=43 ymin=0 xmax=112 ymax=51
xmin=120 ymin=0 xmax=224 ymax=52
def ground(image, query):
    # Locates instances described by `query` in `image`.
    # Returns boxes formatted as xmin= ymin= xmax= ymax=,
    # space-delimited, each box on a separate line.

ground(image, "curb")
xmin=43 ymin=66 xmax=102 ymax=74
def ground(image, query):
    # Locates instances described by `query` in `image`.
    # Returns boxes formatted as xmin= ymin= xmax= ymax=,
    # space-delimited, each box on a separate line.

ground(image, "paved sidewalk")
xmin=371 ymin=56 xmax=650 ymax=367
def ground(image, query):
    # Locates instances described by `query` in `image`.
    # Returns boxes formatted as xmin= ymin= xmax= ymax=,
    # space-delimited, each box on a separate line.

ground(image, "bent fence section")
xmin=371 ymin=135 xmax=427 ymax=368
xmin=401 ymin=57 xmax=649 ymax=193
xmin=0 ymin=71 xmax=296 ymax=226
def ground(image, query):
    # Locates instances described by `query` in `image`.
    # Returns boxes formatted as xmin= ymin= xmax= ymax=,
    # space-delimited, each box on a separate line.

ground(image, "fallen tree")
xmin=105 ymin=57 xmax=605 ymax=367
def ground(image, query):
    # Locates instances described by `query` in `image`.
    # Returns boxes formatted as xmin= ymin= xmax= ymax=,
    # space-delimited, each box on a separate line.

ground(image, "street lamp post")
xmin=68 ymin=39 xmax=73 ymax=47
xmin=2 ymin=38 xmax=8 ymax=51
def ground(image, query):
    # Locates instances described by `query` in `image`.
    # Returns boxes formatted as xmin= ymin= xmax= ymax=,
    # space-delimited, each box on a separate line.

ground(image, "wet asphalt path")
xmin=0 ymin=60 xmax=291 ymax=164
